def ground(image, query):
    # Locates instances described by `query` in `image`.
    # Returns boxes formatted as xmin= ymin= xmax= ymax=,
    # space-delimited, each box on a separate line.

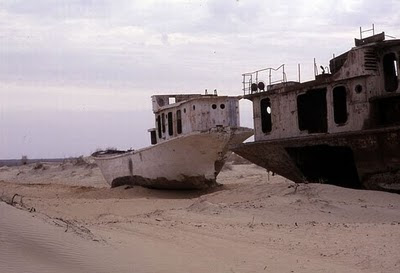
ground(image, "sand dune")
xmin=1 ymin=161 xmax=400 ymax=272
xmin=0 ymin=202 xmax=134 ymax=273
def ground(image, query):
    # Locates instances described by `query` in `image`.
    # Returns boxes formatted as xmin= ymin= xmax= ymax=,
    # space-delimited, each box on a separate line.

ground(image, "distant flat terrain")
xmin=0 ymin=158 xmax=67 ymax=167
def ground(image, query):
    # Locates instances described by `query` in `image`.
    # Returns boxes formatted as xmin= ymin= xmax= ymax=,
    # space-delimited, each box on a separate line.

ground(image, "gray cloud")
xmin=1 ymin=0 xmax=399 ymax=158
xmin=1 ymin=0 xmax=112 ymax=19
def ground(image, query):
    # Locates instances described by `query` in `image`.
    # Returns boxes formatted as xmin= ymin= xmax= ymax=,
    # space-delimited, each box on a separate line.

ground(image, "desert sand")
xmin=1 ymin=159 xmax=400 ymax=273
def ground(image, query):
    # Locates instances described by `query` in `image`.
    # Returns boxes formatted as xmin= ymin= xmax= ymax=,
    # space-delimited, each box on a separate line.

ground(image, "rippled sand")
xmin=0 ymin=202 xmax=131 ymax=273
xmin=1 ymin=160 xmax=400 ymax=272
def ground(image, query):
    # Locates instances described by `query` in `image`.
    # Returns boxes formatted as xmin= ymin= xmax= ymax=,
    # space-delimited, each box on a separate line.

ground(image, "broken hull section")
xmin=233 ymin=126 xmax=400 ymax=192
xmin=94 ymin=127 xmax=253 ymax=189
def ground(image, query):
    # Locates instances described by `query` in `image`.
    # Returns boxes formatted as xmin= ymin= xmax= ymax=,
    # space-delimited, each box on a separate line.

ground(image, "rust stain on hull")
xmin=111 ymin=175 xmax=218 ymax=190
xmin=233 ymin=126 xmax=400 ymax=192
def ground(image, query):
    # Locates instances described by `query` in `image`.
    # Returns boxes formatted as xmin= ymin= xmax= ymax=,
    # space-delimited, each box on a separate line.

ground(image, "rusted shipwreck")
xmin=233 ymin=32 xmax=400 ymax=192
xmin=93 ymin=93 xmax=253 ymax=189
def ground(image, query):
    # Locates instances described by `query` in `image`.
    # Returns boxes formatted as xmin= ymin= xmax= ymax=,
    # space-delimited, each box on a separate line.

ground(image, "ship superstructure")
xmin=233 ymin=32 xmax=400 ymax=191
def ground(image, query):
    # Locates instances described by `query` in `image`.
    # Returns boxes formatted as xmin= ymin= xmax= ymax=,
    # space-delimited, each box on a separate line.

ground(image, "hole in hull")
xmin=285 ymin=145 xmax=362 ymax=189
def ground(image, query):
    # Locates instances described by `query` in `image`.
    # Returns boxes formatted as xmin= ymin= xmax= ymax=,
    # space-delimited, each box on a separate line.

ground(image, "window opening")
xmin=212 ymin=104 xmax=217 ymax=109
xmin=355 ymin=84 xmax=363 ymax=94
xmin=161 ymin=113 xmax=166 ymax=133
xmin=260 ymin=98 xmax=272 ymax=133
xmin=373 ymin=96 xmax=400 ymax=126
xmin=150 ymin=130 xmax=157 ymax=145
xmin=220 ymin=104 xmax=225 ymax=109
xmin=383 ymin=53 xmax=398 ymax=92
xmin=177 ymin=110 xmax=182 ymax=134
xmin=157 ymin=115 xmax=162 ymax=138
xmin=333 ymin=86 xmax=348 ymax=124
xmin=168 ymin=112 xmax=173 ymax=136
xmin=193 ymin=105 xmax=196 ymax=110
xmin=169 ymin=97 xmax=176 ymax=104
xmin=297 ymin=88 xmax=328 ymax=133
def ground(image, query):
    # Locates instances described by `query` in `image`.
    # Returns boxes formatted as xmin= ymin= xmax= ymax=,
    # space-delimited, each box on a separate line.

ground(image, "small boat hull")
xmin=94 ymin=127 xmax=253 ymax=189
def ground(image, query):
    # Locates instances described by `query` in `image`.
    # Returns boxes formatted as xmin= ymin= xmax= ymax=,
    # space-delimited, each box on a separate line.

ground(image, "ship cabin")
xmin=242 ymin=32 xmax=400 ymax=142
xmin=148 ymin=93 xmax=240 ymax=145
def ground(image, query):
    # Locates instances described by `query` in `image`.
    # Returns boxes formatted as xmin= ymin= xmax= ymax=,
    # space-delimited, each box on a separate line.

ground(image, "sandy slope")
xmin=1 ymin=161 xmax=400 ymax=273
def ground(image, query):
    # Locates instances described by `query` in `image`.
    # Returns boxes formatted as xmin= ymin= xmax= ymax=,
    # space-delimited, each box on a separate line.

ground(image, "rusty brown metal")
xmin=234 ymin=33 xmax=400 ymax=192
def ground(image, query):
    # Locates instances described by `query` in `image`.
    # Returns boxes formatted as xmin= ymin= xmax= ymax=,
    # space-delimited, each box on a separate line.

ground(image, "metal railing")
xmin=360 ymin=24 xmax=375 ymax=39
xmin=242 ymin=64 xmax=287 ymax=95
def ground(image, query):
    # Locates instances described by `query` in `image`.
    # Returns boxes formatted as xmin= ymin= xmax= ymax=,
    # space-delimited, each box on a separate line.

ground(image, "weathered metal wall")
xmin=151 ymin=96 xmax=240 ymax=143
xmin=250 ymin=44 xmax=400 ymax=142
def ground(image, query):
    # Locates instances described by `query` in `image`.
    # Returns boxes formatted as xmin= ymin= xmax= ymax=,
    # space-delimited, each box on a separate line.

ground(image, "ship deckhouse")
xmin=149 ymin=93 xmax=241 ymax=144
xmin=243 ymin=32 xmax=400 ymax=141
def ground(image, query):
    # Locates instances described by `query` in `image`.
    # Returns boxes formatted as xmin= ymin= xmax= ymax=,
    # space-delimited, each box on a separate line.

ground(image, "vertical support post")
xmin=298 ymin=63 xmax=301 ymax=83
xmin=242 ymin=75 xmax=245 ymax=95
xmin=372 ymin=24 xmax=375 ymax=35
xmin=314 ymin=58 xmax=318 ymax=77
xmin=360 ymin=26 xmax=362 ymax=39
xmin=250 ymin=74 xmax=253 ymax=94
xmin=268 ymin=69 xmax=272 ymax=86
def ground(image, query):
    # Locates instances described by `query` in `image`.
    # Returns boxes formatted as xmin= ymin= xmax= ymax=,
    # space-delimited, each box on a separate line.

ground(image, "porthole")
xmin=193 ymin=105 xmax=195 ymax=110
xmin=220 ymin=104 xmax=225 ymax=109
xmin=260 ymin=98 xmax=272 ymax=133
xmin=212 ymin=104 xmax=217 ymax=109
xmin=355 ymin=85 xmax=363 ymax=94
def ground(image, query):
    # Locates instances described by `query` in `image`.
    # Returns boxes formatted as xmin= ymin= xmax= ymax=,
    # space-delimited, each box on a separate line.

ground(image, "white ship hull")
xmin=94 ymin=127 xmax=253 ymax=189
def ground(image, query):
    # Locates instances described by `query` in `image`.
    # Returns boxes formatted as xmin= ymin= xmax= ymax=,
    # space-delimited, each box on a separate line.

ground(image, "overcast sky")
xmin=1 ymin=0 xmax=399 ymax=159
